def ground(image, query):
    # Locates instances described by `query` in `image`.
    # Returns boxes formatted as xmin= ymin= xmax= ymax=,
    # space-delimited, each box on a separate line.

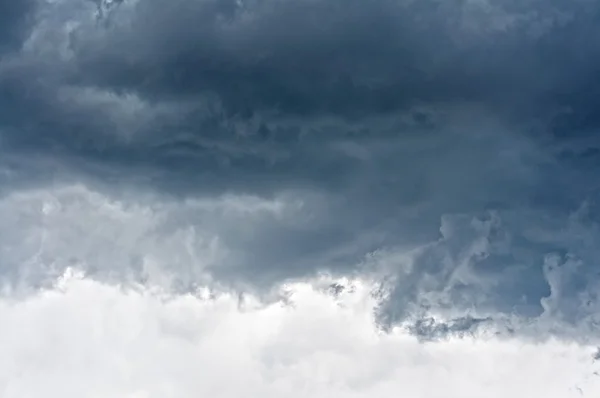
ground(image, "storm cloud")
xmin=2 ymin=1 xmax=600 ymax=394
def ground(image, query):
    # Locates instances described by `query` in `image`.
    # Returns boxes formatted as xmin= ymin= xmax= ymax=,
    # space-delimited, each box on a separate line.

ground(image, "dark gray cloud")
xmin=1 ymin=0 xmax=599 ymax=177
xmin=405 ymin=316 xmax=492 ymax=341
xmin=62 ymin=0 xmax=591 ymax=116
xmin=1 ymin=0 xmax=600 ymax=341
xmin=3 ymin=0 xmax=600 ymax=154
xmin=0 ymin=0 xmax=35 ymax=53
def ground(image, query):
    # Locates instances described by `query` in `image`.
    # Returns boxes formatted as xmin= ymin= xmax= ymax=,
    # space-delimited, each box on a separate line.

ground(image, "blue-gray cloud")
xmin=0 ymin=0 xmax=35 ymax=53
xmin=1 ymin=0 xmax=600 ymax=341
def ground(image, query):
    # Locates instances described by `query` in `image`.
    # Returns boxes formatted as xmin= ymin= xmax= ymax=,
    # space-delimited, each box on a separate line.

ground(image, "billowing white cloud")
xmin=1 ymin=270 xmax=599 ymax=398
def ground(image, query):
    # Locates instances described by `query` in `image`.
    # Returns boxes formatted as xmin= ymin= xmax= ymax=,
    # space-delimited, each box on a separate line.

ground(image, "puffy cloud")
xmin=1 ymin=270 xmax=600 ymax=398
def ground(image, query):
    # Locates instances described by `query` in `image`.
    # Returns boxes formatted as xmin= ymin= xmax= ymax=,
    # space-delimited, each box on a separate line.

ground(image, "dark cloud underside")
xmin=1 ymin=0 xmax=600 ymax=341
xmin=0 ymin=1 xmax=36 ymax=52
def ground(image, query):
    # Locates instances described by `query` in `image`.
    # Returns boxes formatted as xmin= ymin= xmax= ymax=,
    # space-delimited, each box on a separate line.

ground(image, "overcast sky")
xmin=2 ymin=0 xmax=600 ymax=396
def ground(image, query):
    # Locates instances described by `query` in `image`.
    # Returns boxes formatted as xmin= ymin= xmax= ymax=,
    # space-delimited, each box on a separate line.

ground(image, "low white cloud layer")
xmin=1 ymin=270 xmax=599 ymax=398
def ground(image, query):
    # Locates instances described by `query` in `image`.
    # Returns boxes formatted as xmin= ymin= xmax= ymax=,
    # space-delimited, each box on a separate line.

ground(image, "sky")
xmin=2 ymin=0 xmax=600 ymax=396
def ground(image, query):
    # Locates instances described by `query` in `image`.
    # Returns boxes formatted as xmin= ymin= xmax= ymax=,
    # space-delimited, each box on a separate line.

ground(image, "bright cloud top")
xmin=1 ymin=270 xmax=599 ymax=398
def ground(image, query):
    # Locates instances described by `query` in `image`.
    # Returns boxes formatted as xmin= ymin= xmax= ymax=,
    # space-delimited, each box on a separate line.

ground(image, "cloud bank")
xmin=2 ymin=0 xmax=600 ymax=395
xmin=2 ymin=271 xmax=600 ymax=398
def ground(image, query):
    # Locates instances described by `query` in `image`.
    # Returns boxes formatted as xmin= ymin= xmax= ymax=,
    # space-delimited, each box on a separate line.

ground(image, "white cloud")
xmin=0 ymin=270 xmax=599 ymax=398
